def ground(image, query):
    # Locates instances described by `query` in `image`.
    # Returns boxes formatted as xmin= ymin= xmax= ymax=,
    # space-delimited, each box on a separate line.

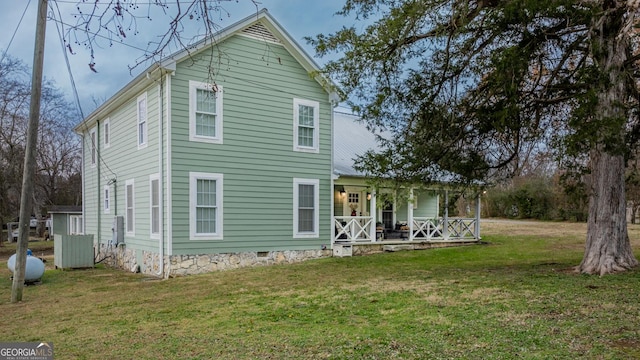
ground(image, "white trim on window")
xmin=69 ymin=215 xmax=84 ymax=235
xmin=103 ymin=185 xmax=110 ymax=214
xmin=150 ymin=174 xmax=160 ymax=238
xmin=293 ymin=98 xmax=319 ymax=153
xmin=103 ymin=118 xmax=111 ymax=148
xmin=189 ymin=81 xmax=223 ymax=144
xmin=137 ymin=93 xmax=148 ymax=149
xmin=89 ymin=127 xmax=96 ymax=167
xmin=293 ymin=178 xmax=319 ymax=238
xmin=125 ymin=179 xmax=135 ymax=236
xmin=189 ymin=172 xmax=223 ymax=240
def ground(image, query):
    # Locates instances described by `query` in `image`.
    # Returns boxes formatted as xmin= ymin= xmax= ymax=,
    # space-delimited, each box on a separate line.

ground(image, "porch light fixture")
xmin=367 ymin=192 xmax=371 ymax=200
xmin=338 ymin=186 xmax=346 ymax=197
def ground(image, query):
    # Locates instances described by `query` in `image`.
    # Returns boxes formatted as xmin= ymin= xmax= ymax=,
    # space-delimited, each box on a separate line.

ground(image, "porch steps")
xmin=383 ymin=244 xmax=414 ymax=252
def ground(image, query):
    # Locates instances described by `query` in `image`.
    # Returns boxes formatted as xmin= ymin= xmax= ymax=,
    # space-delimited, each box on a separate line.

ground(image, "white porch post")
xmin=370 ymin=189 xmax=377 ymax=242
xmin=475 ymin=192 xmax=481 ymax=240
xmin=408 ymin=188 xmax=414 ymax=241
xmin=443 ymin=189 xmax=449 ymax=240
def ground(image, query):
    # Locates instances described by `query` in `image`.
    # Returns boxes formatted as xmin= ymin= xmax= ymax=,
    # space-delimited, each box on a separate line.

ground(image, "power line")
xmin=50 ymin=1 xmax=117 ymax=182
xmin=0 ymin=0 xmax=32 ymax=65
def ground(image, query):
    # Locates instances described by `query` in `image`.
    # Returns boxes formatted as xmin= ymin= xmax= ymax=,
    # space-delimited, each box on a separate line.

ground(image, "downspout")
xmin=443 ymin=189 xmax=449 ymax=240
xmin=329 ymin=96 xmax=338 ymax=249
xmin=80 ymin=134 xmax=85 ymax=235
xmin=96 ymin=120 xmax=101 ymax=249
xmin=156 ymin=71 xmax=165 ymax=278
xmin=408 ymin=188 xmax=414 ymax=241
xmin=475 ymin=192 xmax=481 ymax=241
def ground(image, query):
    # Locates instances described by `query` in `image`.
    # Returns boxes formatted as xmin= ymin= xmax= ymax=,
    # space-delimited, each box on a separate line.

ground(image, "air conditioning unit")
xmin=112 ymin=216 xmax=124 ymax=245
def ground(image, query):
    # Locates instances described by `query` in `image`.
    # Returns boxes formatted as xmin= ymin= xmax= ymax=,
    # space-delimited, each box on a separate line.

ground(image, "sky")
xmin=0 ymin=0 xmax=354 ymax=117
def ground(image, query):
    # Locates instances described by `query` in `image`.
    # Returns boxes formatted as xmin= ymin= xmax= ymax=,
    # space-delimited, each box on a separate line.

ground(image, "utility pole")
xmin=12 ymin=0 xmax=48 ymax=303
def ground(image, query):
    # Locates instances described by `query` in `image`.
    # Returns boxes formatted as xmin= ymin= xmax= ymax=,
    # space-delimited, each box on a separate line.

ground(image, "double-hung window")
xmin=150 ymin=175 xmax=160 ymax=237
xmin=103 ymin=118 xmax=110 ymax=148
xmin=189 ymin=172 xmax=223 ymax=240
xmin=125 ymin=179 xmax=135 ymax=235
xmin=189 ymin=81 xmax=223 ymax=144
xmin=103 ymin=185 xmax=110 ymax=214
xmin=293 ymin=99 xmax=319 ymax=153
xmin=293 ymin=178 xmax=319 ymax=238
xmin=90 ymin=128 xmax=96 ymax=166
xmin=137 ymin=94 xmax=147 ymax=148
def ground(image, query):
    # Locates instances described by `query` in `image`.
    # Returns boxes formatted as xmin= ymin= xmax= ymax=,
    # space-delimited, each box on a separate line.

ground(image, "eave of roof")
xmin=74 ymin=8 xmax=339 ymax=134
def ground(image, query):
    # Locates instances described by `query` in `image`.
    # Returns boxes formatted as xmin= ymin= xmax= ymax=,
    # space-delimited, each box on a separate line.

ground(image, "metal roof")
xmin=333 ymin=111 xmax=388 ymax=177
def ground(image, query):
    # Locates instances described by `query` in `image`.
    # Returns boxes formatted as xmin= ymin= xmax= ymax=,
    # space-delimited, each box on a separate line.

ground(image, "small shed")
xmin=48 ymin=205 xmax=83 ymax=236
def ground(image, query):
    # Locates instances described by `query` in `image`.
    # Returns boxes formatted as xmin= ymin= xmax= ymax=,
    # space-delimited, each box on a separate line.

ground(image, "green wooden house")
xmin=75 ymin=10 xmax=481 ymax=277
xmin=75 ymin=10 xmax=340 ymax=277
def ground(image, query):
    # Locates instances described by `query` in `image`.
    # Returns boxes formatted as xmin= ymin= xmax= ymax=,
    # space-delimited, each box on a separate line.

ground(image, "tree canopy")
xmin=311 ymin=0 xmax=640 ymax=274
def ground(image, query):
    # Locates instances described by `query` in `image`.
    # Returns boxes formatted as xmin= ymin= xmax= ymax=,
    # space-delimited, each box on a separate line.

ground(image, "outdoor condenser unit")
xmin=112 ymin=216 xmax=124 ymax=245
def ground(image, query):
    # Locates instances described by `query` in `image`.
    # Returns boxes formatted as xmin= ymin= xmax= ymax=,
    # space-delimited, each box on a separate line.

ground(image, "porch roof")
xmin=333 ymin=111 xmax=388 ymax=177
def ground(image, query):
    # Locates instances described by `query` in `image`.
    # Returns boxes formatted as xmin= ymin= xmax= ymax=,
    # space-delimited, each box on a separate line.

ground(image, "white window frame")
xmin=189 ymin=81 xmax=223 ymax=144
xmin=150 ymin=174 xmax=160 ymax=238
xmin=89 ymin=128 xmax=96 ymax=167
xmin=293 ymin=178 xmax=319 ymax=238
xmin=103 ymin=118 xmax=111 ymax=148
xmin=137 ymin=93 xmax=147 ymax=149
xmin=125 ymin=179 xmax=135 ymax=236
xmin=293 ymin=98 xmax=320 ymax=153
xmin=69 ymin=215 xmax=83 ymax=235
xmin=189 ymin=172 xmax=223 ymax=240
xmin=103 ymin=185 xmax=110 ymax=214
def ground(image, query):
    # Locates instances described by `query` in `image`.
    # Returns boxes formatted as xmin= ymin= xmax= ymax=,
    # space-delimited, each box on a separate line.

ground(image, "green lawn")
xmin=1 ymin=221 xmax=639 ymax=359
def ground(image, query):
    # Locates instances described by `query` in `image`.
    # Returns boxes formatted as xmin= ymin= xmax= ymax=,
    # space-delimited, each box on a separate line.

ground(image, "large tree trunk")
xmin=579 ymin=150 xmax=638 ymax=275
xmin=579 ymin=3 xmax=638 ymax=274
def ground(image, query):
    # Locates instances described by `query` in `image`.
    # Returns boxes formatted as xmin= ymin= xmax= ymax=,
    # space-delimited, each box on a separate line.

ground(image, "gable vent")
xmin=241 ymin=23 xmax=281 ymax=44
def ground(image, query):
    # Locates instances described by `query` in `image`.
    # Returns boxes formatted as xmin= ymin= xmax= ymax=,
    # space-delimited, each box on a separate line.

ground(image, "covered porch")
xmin=332 ymin=185 xmax=481 ymax=244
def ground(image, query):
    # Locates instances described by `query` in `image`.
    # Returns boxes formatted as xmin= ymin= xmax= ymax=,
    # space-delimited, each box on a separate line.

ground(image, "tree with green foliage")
xmin=310 ymin=0 xmax=640 ymax=274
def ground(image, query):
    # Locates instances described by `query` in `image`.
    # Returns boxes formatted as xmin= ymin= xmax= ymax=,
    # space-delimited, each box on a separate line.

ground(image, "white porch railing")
xmin=334 ymin=216 xmax=374 ymax=242
xmin=333 ymin=216 xmax=479 ymax=243
xmin=412 ymin=217 xmax=478 ymax=241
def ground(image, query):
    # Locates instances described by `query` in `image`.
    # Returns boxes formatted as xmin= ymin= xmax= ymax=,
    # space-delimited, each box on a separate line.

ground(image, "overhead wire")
xmin=0 ymin=0 xmax=32 ymax=65
xmin=50 ymin=0 xmax=117 ymax=182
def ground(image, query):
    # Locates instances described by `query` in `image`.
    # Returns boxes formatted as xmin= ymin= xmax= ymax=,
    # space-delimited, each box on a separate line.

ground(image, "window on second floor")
xmin=293 ymin=98 xmax=319 ymax=153
xmin=137 ymin=93 xmax=147 ymax=149
xmin=90 ymin=128 xmax=96 ymax=166
xmin=189 ymin=81 xmax=223 ymax=144
xmin=103 ymin=118 xmax=111 ymax=148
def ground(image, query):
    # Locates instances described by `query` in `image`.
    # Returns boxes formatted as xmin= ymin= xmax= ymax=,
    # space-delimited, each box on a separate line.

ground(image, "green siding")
xmin=51 ymin=214 xmax=69 ymax=236
xmin=169 ymin=34 xmax=332 ymax=255
xmin=82 ymin=81 xmax=167 ymax=256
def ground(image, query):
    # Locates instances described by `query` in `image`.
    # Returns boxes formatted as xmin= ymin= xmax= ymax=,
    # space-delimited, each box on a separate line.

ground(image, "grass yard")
xmin=1 ymin=220 xmax=640 ymax=359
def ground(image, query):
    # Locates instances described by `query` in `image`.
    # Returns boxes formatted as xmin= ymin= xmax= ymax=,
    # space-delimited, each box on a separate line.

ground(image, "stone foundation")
xmin=97 ymin=243 xmax=332 ymax=278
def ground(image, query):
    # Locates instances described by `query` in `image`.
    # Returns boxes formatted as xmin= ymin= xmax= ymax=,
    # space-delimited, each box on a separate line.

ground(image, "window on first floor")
xmin=103 ymin=185 xmax=110 ymax=213
xmin=150 ymin=175 xmax=160 ymax=236
xmin=293 ymin=178 xmax=319 ymax=238
xmin=189 ymin=172 xmax=223 ymax=240
xmin=125 ymin=179 xmax=135 ymax=235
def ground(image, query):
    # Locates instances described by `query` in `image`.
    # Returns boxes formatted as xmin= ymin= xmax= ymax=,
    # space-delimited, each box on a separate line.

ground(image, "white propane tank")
xmin=7 ymin=249 xmax=45 ymax=282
